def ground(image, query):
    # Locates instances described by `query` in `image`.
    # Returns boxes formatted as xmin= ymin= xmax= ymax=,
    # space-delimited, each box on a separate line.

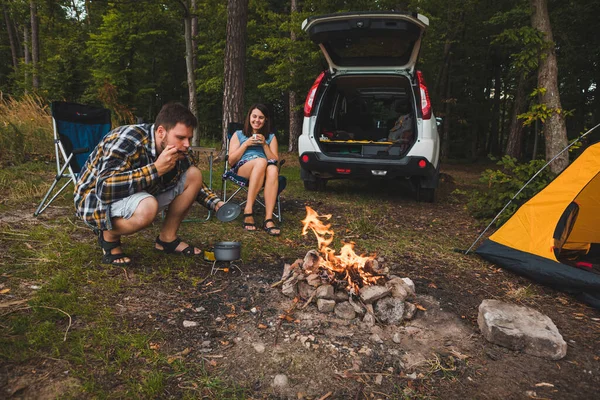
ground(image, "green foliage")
xmin=492 ymin=26 xmax=545 ymax=75
xmin=518 ymin=88 xmax=575 ymax=126
xmin=467 ymin=155 xmax=555 ymax=226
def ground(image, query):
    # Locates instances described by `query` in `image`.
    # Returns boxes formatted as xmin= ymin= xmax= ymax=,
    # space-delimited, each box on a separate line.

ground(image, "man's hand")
xmin=154 ymin=145 xmax=179 ymax=176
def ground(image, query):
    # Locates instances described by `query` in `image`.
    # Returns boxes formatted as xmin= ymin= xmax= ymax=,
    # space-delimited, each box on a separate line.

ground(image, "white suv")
xmin=298 ymin=12 xmax=440 ymax=202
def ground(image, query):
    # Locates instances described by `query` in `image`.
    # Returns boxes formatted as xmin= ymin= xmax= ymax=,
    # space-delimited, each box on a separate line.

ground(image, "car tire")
xmin=417 ymin=186 xmax=435 ymax=203
xmin=303 ymin=177 xmax=327 ymax=191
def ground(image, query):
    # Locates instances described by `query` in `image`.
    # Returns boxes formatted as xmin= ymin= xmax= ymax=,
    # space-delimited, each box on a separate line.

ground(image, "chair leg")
xmin=34 ymin=176 xmax=75 ymax=217
xmin=276 ymin=196 xmax=282 ymax=222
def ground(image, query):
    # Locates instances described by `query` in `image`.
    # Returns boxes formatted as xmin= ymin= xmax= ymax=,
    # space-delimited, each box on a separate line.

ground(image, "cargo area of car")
xmin=315 ymin=74 xmax=416 ymax=158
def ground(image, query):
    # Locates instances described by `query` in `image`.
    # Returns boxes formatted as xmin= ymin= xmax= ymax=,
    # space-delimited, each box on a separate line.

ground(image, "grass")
xmin=0 ymin=94 xmax=53 ymax=166
xmin=0 ymin=204 xmax=248 ymax=397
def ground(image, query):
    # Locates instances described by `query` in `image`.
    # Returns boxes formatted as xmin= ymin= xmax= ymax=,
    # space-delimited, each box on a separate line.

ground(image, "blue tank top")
xmin=236 ymin=130 xmax=275 ymax=162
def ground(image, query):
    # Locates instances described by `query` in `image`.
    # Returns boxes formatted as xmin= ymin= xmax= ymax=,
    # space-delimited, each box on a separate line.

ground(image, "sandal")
xmin=263 ymin=218 xmax=281 ymax=236
xmin=97 ymin=230 xmax=131 ymax=266
xmin=243 ymin=213 xmax=257 ymax=231
xmin=155 ymin=236 xmax=202 ymax=256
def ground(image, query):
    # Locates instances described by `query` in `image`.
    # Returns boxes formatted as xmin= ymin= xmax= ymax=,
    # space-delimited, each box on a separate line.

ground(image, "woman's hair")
xmin=243 ymin=103 xmax=271 ymax=137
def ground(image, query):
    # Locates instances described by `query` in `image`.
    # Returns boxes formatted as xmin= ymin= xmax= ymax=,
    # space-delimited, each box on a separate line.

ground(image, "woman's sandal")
xmin=155 ymin=236 xmax=201 ymax=256
xmin=243 ymin=213 xmax=257 ymax=231
xmin=97 ymin=230 xmax=131 ymax=266
xmin=263 ymin=218 xmax=281 ymax=236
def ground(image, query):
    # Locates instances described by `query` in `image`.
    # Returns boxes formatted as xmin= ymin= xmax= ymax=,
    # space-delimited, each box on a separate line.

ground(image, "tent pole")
xmin=464 ymin=122 xmax=600 ymax=255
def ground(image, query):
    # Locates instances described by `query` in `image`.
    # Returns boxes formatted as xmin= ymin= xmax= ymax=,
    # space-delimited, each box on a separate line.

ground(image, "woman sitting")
xmin=225 ymin=103 xmax=281 ymax=235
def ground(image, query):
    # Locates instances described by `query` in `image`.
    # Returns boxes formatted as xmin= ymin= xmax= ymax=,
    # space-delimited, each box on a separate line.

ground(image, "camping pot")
xmin=213 ymin=241 xmax=241 ymax=261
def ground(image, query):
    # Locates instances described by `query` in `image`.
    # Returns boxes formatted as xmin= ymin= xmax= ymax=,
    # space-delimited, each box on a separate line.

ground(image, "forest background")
xmin=1 ymin=0 xmax=599 ymax=168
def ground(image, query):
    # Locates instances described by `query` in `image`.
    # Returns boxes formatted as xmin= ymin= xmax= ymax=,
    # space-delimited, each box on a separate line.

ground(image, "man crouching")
xmin=74 ymin=102 xmax=221 ymax=265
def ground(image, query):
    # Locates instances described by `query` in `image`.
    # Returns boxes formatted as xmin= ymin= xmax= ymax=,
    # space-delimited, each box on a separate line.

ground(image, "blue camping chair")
xmin=222 ymin=122 xmax=286 ymax=222
xmin=34 ymin=101 xmax=111 ymax=216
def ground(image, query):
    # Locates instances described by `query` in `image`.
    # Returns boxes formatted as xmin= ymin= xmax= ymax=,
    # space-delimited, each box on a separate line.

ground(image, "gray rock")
xmin=317 ymin=298 xmax=336 ymax=313
xmin=403 ymin=302 xmax=417 ymax=320
xmin=335 ymin=290 xmax=349 ymax=302
xmin=272 ymin=374 xmax=289 ymax=390
xmin=349 ymin=298 xmax=366 ymax=316
xmin=183 ymin=320 xmax=198 ymax=328
xmin=387 ymin=277 xmax=415 ymax=300
xmin=478 ymin=299 xmax=567 ymax=360
xmin=253 ymin=343 xmax=266 ymax=353
xmin=306 ymin=273 xmax=321 ymax=287
xmin=334 ymin=301 xmax=356 ymax=320
xmin=401 ymin=277 xmax=416 ymax=294
xmin=298 ymin=281 xmax=315 ymax=301
xmin=302 ymin=250 xmax=320 ymax=271
xmin=363 ymin=312 xmax=376 ymax=327
xmin=387 ymin=280 xmax=408 ymax=300
xmin=374 ymin=297 xmax=405 ymax=324
xmin=281 ymin=277 xmax=297 ymax=298
xmin=359 ymin=285 xmax=391 ymax=304
xmin=370 ymin=333 xmax=383 ymax=344
xmin=316 ymin=284 xmax=335 ymax=300
xmin=281 ymin=263 xmax=293 ymax=281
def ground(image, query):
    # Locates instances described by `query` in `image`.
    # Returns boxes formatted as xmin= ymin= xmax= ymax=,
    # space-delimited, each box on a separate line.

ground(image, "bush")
xmin=467 ymin=155 xmax=555 ymax=226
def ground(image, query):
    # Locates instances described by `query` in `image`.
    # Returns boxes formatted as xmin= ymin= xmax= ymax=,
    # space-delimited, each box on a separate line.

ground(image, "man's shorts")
xmin=109 ymin=170 xmax=188 ymax=220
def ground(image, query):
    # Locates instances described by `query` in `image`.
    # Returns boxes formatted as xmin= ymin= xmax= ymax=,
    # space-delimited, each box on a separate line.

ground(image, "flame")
xmin=301 ymin=206 xmax=381 ymax=292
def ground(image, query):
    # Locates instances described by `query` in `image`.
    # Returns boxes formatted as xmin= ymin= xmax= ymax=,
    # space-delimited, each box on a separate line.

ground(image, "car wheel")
xmin=303 ymin=177 xmax=327 ymax=191
xmin=417 ymin=186 xmax=435 ymax=203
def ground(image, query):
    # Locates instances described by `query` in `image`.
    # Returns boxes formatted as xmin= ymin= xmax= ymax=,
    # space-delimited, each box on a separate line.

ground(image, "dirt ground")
xmin=1 ymin=162 xmax=599 ymax=399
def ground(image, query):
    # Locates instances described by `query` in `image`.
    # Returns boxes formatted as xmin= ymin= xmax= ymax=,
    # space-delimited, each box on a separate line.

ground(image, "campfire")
xmin=278 ymin=207 xmax=419 ymax=325
xmin=301 ymin=206 xmax=384 ymax=294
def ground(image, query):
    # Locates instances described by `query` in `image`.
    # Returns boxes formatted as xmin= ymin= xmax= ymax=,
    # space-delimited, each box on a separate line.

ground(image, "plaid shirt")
xmin=74 ymin=123 xmax=220 ymax=230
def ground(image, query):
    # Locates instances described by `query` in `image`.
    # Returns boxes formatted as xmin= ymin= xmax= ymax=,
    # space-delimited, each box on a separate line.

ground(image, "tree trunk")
xmin=84 ymin=0 xmax=91 ymax=26
xmin=531 ymin=0 xmax=568 ymax=173
xmin=191 ymin=0 xmax=197 ymax=72
xmin=288 ymin=0 xmax=301 ymax=152
xmin=23 ymin=24 xmax=30 ymax=88
xmin=441 ymin=72 xmax=451 ymax=161
xmin=30 ymin=0 xmax=39 ymax=89
xmin=3 ymin=3 xmax=18 ymax=73
xmin=487 ymin=56 xmax=502 ymax=156
xmin=505 ymin=73 xmax=529 ymax=159
xmin=183 ymin=8 xmax=198 ymax=145
xmin=221 ymin=0 xmax=248 ymax=155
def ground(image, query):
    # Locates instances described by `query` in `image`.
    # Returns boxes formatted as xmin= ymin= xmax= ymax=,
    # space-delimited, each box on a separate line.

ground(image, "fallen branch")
xmin=0 ymin=299 xmax=29 ymax=308
xmin=318 ymin=391 xmax=332 ymax=400
xmin=301 ymin=291 xmax=317 ymax=310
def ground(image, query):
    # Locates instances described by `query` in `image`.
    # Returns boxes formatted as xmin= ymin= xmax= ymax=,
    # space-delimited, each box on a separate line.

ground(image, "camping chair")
xmin=221 ymin=122 xmax=286 ymax=222
xmin=34 ymin=101 xmax=111 ymax=216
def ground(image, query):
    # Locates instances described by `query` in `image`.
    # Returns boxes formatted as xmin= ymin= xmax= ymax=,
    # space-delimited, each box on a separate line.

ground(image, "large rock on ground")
xmin=478 ymin=299 xmax=567 ymax=360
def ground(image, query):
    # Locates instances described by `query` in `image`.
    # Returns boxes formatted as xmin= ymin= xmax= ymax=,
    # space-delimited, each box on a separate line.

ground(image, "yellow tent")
xmin=477 ymin=143 xmax=600 ymax=308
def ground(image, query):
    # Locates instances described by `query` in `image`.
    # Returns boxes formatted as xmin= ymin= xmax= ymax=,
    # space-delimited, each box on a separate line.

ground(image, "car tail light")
xmin=418 ymin=159 xmax=427 ymax=168
xmin=336 ymin=168 xmax=351 ymax=174
xmin=416 ymin=71 xmax=432 ymax=120
xmin=304 ymin=71 xmax=326 ymax=117
xmin=301 ymin=154 xmax=309 ymax=163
